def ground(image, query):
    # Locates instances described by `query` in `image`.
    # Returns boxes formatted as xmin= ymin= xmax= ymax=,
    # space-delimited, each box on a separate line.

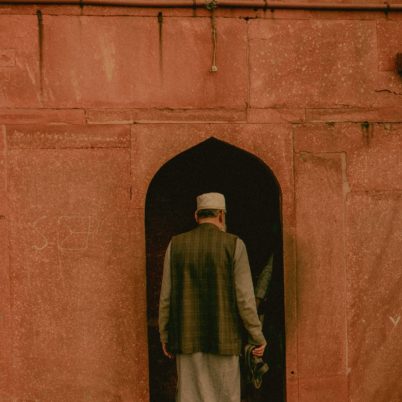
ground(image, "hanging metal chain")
xmin=206 ymin=0 xmax=218 ymax=72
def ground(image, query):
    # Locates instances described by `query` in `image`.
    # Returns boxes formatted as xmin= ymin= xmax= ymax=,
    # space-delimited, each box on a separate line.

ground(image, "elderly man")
xmin=159 ymin=192 xmax=266 ymax=402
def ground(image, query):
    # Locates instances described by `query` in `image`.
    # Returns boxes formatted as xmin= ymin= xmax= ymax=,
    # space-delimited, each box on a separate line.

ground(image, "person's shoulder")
xmin=171 ymin=227 xmax=197 ymax=241
xmin=223 ymin=230 xmax=240 ymax=242
xmin=230 ymin=235 xmax=246 ymax=249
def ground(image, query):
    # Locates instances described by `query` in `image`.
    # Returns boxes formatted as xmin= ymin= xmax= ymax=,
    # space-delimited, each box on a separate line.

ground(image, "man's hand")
xmin=162 ymin=342 xmax=175 ymax=359
xmin=252 ymin=343 xmax=267 ymax=357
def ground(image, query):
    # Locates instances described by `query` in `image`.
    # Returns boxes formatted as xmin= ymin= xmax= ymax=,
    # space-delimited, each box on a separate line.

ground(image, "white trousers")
xmin=176 ymin=352 xmax=241 ymax=402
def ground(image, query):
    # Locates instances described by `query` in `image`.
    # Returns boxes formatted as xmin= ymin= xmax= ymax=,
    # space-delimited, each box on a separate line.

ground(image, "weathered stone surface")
xmin=0 ymin=16 xmax=40 ymax=108
xmin=261 ymin=8 xmax=388 ymax=21
xmin=146 ymin=16 xmax=248 ymax=109
xmin=299 ymin=375 xmax=348 ymax=402
xmin=7 ymin=148 xmax=148 ymax=401
xmin=377 ymin=21 xmax=402 ymax=72
xmin=347 ymin=123 xmax=402 ymax=191
xmin=295 ymin=152 xmax=348 ymax=377
xmin=0 ymin=220 xmax=12 ymax=402
xmin=84 ymin=5 xmax=231 ymax=18
xmin=86 ymin=109 xmax=133 ymax=124
xmin=294 ymin=123 xmax=402 ymax=191
xmin=374 ymin=72 xmax=402 ymax=107
xmin=83 ymin=5 xmax=199 ymax=18
xmin=6 ymin=124 xmax=130 ymax=149
xmin=346 ymin=191 xmax=402 ymax=402
xmin=294 ymin=122 xmax=365 ymax=153
xmin=283 ymin=227 xmax=298 ymax=379
xmin=87 ymin=108 xmax=246 ymax=124
xmin=0 ymin=4 xmax=81 ymax=15
xmin=135 ymin=107 xmax=246 ymax=122
xmin=42 ymin=16 xmax=158 ymax=108
xmin=305 ymin=107 xmax=402 ymax=123
xmin=0 ymin=108 xmax=85 ymax=124
xmin=0 ymin=127 xmax=6 ymax=214
xmin=249 ymin=19 xmax=377 ymax=108
xmin=247 ymin=108 xmax=305 ymax=123
xmin=0 ymin=127 xmax=11 ymax=401
xmin=388 ymin=11 xmax=402 ymax=21
xmin=43 ymin=16 xmax=248 ymax=109
xmin=286 ymin=378 xmax=299 ymax=402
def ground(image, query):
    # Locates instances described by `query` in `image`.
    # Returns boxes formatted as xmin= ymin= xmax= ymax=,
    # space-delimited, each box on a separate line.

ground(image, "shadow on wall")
xmin=145 ymin=137 xmax=286 ymax=402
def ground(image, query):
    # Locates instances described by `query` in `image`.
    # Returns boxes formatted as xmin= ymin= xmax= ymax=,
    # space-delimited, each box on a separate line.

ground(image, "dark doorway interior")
xmin=146 ymin=138 xmax=286 ymax=402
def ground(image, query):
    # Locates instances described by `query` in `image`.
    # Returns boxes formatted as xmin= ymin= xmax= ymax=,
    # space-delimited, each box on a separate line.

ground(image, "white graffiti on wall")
xmin=31 ymin=215 xmax=49 ymax=251
xmin=389 ymin=315 xmax=400 ymax=328
xmin=57 ymin=215 xmax=98 ymax=251
xmin=30 ymin=214 xmax=108 ymax=252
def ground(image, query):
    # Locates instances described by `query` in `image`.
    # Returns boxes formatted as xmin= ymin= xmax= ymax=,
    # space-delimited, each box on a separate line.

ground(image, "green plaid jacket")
xmin=168 ymin=223 xmax=243 ymax=355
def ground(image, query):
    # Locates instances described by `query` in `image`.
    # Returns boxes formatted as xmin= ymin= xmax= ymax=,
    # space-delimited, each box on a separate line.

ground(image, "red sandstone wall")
xmin=0 ymin=4 xmax=401 ymax=402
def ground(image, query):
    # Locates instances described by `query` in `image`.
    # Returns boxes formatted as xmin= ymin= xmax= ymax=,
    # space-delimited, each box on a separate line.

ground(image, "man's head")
xmin=195 ymin=192 xmax=227 ymax=232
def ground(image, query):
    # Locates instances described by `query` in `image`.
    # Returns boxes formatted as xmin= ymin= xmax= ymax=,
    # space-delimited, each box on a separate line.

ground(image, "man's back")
xmin=169 ymin=223 xmax=242 ymax=355
xmin=158 ymin=192 xmax=266 ymax=402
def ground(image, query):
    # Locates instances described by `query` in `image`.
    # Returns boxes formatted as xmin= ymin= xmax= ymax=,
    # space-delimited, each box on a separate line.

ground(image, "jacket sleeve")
xmin=158 ymin=241 xmax=172 ymax=344
xmin=234 ymin=238 xmax=266 ymax=346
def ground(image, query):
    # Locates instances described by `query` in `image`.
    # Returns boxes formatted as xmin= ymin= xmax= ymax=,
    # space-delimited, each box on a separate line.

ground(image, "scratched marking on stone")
xmin=0 ymin=391 xmax=38 ymax=402
xmin=29 ymin=215 xmax=104 ymax=252
xmin=57 ymin=215 xmax=98 ymax=251
xmin=0 ymin=49 xmax=16 ymax=67
xmin=389 ymin=315 xmax=400 ymax=327
xmin=31 ymin=215 xmax=49 ymax=251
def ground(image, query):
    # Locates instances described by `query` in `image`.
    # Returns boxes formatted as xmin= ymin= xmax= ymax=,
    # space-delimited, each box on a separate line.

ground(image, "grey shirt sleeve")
xmin=158 ymin=242 xmax=171 ymax=343
xmin=234 ymin=238 xmax=266 ymax=346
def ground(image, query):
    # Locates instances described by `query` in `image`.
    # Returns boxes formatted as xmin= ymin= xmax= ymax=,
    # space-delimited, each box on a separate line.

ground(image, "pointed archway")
xmin=146 ymin=138 xmax=286 ymax=402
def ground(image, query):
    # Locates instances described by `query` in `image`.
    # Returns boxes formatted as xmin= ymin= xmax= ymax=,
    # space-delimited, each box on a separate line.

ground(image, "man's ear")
xmin=218 ymin=210 xmax=224 ymax=222
xmin=194 ymin=211 xmax=199 ymax=223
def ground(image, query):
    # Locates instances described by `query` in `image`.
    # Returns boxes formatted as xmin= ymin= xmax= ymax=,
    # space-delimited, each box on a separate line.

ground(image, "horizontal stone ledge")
xmin=6 ymin=124 xmax=131 ymax=149
xmin=2 ymin=108 xmax=400 ymax=125
xmin=86 ymin=108 xmax=247 ymax=124
xmin=248 ymin=108 xmax=305 ymax=123
xmin=0 ymin=109 xmax=86 ymax=124
xmin=293 ymin=121 xmax=402 ymax=130
xmin=305 ymin=107 xmax=402 ymax=123
xmin=2 ymin=0 xmax=402 ymax=12
xmin=347 ymin=189 xmax=402 ymax=196
xmin=1 ymin=6 xmax=399 ymax=20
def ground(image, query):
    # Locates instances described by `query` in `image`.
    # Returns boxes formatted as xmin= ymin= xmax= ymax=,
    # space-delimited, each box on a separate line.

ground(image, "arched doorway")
xmin=146 ymin=138 xmax=286 ymax=402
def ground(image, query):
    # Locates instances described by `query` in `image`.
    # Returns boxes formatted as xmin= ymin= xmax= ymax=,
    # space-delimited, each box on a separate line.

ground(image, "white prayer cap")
xmin=196 ymin=192 xmax=226 ymax=212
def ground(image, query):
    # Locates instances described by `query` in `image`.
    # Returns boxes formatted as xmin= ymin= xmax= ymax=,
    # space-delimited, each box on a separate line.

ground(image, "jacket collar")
xmin=197 ymin=222 xmax=221 ymax=231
